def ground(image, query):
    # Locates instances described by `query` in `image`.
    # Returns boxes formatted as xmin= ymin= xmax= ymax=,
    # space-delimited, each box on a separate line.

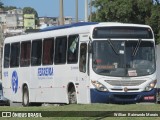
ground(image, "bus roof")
xmin=4 ymin=22 xmax=153 ymax=43
xmin=40 ymin=22 xmax=98 ymax=32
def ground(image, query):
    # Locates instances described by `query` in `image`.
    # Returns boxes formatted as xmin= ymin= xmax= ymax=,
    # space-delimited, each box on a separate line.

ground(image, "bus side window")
xmin=4 ymin=44 xmax=10 ymax=68
xmin=20 ymin=41 xmax=31 ymax=67
xmin=54 ymin=36 xmax=67 ymax=64
xmin=43 ymin=38 xmax=54 ymax=65
xmin=10 ymin=42 xmax=20 ymax=68
xmin=67 ymin=35 xmax=79 ymax=64
xmin=79 ymin=43 xmax=87 ymax=73
xmin=31 ymin=40 xmax=42 ymax=66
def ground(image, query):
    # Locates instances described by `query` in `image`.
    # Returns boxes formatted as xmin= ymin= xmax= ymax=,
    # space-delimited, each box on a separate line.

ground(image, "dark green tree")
xmin=92 ymin=0 xmax=160 ymax=44
xmin=146 ymin=4 xmax=160 ymax=44
xmin=3 ymin=6 xmax=17 ymax=11
xmin=0 ymin=1 xmax=4 ymax=9
xmin=23 ymin=7 xmax=38 ymax=17
xmin=92 ymin=0 xmax=153 ymax=23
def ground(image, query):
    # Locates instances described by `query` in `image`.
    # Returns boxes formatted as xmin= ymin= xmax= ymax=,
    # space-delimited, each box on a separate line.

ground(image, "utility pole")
xmin=85 ymin=0 xmax=88 ymax=22
xmin=90 ymin=0 xmax=92 ymax=22
xmin=75 ymin=0 xmax=78 ymax=23
xmin=59 ymin=0 xmax=64 ymax=25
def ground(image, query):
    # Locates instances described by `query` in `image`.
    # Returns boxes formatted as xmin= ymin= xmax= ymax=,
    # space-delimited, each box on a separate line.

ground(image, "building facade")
xmin=24 ymin=14 xmax=35 ymax=29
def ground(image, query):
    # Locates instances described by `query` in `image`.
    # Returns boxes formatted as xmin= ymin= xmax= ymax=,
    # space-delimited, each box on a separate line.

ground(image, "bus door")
xmin=77 ymin=42 xmax=90 ymax=103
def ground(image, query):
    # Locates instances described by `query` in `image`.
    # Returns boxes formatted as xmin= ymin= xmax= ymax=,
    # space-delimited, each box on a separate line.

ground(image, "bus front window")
xmin=92 ymin=40 xmax=155 ymax=77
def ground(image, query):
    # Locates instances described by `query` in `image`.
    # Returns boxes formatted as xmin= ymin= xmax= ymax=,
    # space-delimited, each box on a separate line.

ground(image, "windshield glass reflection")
xmin=92 ymin=40 xmax=155 ymax=77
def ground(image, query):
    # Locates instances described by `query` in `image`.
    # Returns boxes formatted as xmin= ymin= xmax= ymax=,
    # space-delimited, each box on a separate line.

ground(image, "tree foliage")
xmin=23 ymin=7 xmax=38 ymax=17
xmin=0 ymin=1 xmax=3 ymax=8
xmin=3 ymin=6 xmax=17 ymax=11
xmin=92 ymin=0 xmax=160 ymax=44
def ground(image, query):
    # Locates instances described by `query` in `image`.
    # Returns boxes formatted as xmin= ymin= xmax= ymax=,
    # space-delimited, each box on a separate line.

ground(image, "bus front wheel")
xmin=22 ymin=86 xmax=30 ymax=107
xmin=68 ymin=87 xmax=77 ymax=104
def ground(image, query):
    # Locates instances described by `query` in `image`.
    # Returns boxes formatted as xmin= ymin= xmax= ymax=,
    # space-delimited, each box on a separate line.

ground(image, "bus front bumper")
xmin=90 ymin=88 xmax=156 ymax=104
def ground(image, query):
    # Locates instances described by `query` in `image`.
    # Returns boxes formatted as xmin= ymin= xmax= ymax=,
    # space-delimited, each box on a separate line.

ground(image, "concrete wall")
xmin=6 ymin=14 xmax=17 ymax=28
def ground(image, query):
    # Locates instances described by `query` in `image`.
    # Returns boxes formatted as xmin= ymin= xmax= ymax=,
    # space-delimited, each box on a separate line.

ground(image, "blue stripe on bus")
xmin=90 ymin=88 xmax=157 ymax=104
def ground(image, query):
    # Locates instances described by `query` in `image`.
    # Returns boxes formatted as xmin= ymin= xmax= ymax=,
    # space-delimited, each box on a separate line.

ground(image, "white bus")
xmin=2 ymin=22 xmax=158 ymax=106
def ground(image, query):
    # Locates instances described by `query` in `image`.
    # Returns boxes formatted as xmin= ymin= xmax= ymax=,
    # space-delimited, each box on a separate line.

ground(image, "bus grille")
xmin=105 ymin=80 xmax=146 ymax=86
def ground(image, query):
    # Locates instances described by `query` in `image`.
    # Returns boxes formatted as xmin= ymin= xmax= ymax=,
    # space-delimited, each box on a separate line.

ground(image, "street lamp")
xmin=85 ymin=0 xmax=88 ymax=22
xmin=90 ymin=0 xmax=92 ymax=22
xmin=59 ymin=0 xmax=64 ymax=25
xmin=75 ymin=0 xmax=78 ymax=23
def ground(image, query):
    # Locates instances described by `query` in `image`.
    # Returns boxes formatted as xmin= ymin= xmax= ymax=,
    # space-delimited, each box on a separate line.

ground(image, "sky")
xmin=2 ymin=0 xmax=88 ymax=20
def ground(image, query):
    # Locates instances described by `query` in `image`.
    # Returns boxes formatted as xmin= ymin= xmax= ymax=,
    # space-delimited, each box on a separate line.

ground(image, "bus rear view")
xmin=90 ymin=24 xmax=156 ymax=103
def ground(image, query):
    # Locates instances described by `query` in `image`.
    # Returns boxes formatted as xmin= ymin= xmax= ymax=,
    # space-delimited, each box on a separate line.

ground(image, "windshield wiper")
xmin=107 ymin=39 xmax=119 ymax=55
xmin=132 ymin=39 xmax=141 ymax=56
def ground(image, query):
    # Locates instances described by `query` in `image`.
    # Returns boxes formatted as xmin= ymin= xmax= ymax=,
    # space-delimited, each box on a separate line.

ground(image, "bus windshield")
xmin=92 ymin=40 xmax=155 ymax=77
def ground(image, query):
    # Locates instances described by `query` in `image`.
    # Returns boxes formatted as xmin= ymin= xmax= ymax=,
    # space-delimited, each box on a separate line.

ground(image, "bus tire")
xmin=156 ymin=91 xmax=160 ymax=104
xmin=22 ymin=85 xmax=30 ymax=107
xmin=68 ymin=86 xmax=77 ymax=104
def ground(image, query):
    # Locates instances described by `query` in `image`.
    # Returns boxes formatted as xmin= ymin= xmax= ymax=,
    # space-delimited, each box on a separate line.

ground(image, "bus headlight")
xmin=91 ymin=80 xmax=108 ymax=92
xmin=144 ymin=80 xmax=157 ymax=91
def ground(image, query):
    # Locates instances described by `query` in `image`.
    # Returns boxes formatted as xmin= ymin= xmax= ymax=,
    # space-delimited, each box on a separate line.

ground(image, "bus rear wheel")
xmin=22 ymin=86 xmax=30 ymax=107
xmin=68 ymin=87 xmax=77 ymax=104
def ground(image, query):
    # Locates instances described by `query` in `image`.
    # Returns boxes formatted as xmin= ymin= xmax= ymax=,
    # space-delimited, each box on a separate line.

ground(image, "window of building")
xmin=67 ymin=35 xmax=79 ymax=64
xmin=10 ymin=42 xmax=20 ymax=67
xmin=20 ymin=41 xmax=31 ymax=67
xmin=79 ymin=43 xmax=87 ymax=73
xmin=43 ymin=38 xmax=54 ymax=65
xmin=4 ymin=44 xmax=10 ymax=68
xmin=54 ymin=36 xmax=67 ymax=64
xmin=31 ymin=40 xmax=42 ymax=66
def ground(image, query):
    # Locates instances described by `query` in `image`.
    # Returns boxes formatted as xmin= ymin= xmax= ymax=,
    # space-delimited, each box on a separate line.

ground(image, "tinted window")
xmin=43 ymin=38 xmax=54 ymax=65
xmin=10 ymin=42 xmax=20 ymax=67
xmin=31 ymin=40 xmax=42 ymax=66
xmin=20 ymin=41 xmax=31 ymax=67
xmin=55 ymin=36 xmax=67 ymax=64
xmin=92 ymin=40 xmax=155 ymax=77
xmin=4 ymin=44 xmax=10 ymax=68
xmin=67 ymin=35 xmax=79 ymax=64
xmin=79 ymin=43 xmax=87 ymax=73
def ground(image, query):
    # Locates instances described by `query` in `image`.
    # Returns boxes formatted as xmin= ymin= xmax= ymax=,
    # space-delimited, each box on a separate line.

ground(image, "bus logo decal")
xmin=11 ymin=71 xmax=18 ymax=93
xmin=3 ymin=71 xmax=8 ymax=77
xmin=38 ymin=67 xmax=53 ymax=76
xmin=38 ymin=67 xmax=53 ymax=80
